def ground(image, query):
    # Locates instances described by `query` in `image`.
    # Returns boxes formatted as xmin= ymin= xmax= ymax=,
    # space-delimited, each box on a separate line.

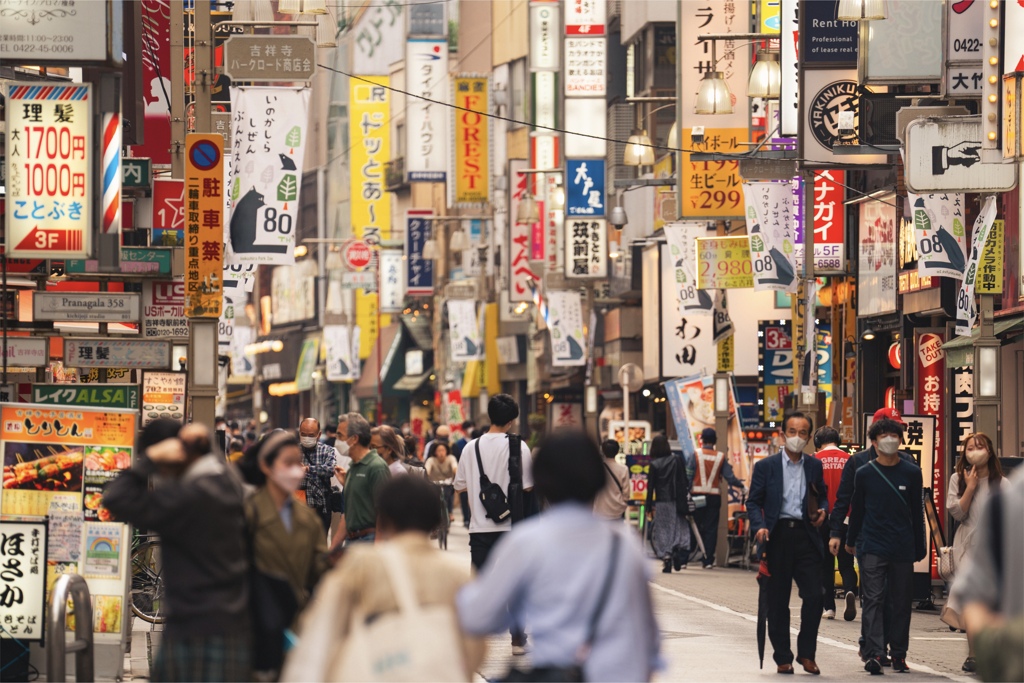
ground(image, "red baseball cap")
xmin=872 ymin=407 xmax=906 ymax=426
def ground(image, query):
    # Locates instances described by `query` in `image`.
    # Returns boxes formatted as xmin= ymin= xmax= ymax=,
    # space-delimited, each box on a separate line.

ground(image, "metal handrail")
xmin=47 ymin=573 xmax=94 ymax=682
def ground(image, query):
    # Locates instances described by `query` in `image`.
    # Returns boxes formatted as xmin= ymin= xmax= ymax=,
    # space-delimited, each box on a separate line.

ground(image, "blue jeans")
xmin=346 ymin=532 xmax=375 ymax=545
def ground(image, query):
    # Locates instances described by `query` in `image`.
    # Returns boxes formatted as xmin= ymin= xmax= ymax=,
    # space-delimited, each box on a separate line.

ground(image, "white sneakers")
xmin=823 ymin=609 xmax=836 ymax=620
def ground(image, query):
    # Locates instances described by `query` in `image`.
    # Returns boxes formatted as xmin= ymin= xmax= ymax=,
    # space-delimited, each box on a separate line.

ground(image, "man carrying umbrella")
xmin=748 ymin=412 xmax=829 ymax=675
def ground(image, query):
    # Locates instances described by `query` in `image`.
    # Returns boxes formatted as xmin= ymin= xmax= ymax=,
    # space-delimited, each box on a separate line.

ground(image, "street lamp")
xmin=624 ymin=130 xmax=656 ymax=166
xmin=449 ymin=225 xmax=470 ymax=251
xmin=747 ymin=49 xmax=781 ymax=99
xmin=695 ymin=71 xmax=733 ymax=115
xmin=837 ymin=0 xmax=887 ymax=21
xmin=516 ymin=194 xmax=541 ymax=224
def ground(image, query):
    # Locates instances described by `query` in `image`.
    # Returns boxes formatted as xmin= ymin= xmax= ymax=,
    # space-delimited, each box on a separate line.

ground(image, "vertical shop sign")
xmin=951 ymin=366 xmax=974 ymax=446
xmin=0 ymin=520 xmax=46 ymax=640
xmin=955 ymin=195 xmax=998 ymax=335
xmin=184 ymin=133 xmax=224 ymax=317
xmin=660 ymin=245 xmax=717 ymax=378
xmin=915 ymin=331 xmax=946 ymax=580
xmin=324 ymin=325 xmax=360 ymax=382
xmin=813 ymin=170 xmax=846 ymax=271
xmin=134 ymin=0 xmax=172 ymax=164
xmin=680 ymin=0 xmax=749 ymax=130
xmin=857 ymin=197 xmax=898 ymax=316
xmin=779 ymin=0 xmax=800 ymax=137
xmin=678 ymin=129 xmax=746 ymax=219
xmin=355 ymin=291 xmax=378 ymax=361
xmin=509 ymin=161 xmax=541 ymax=301
xmin=406 ymin=39 xmax=449 ymax=182
xmin=664 ymin=222 xmax=714 ymax=314
xmin=976 ymin=220 xmax=1004 ymax=295
xmin=452 ymin=77 xmax=490 ymax=205
xmin=566 ymin=159 xmax=605 ymax=217
xmin=759 ymin=321 xmax=793 ymax=424
xmin=379 ymin=249 xmax=405 ymax=313
xmin=744 ymin=181 xmax=798 ymax=293
xmin=448 ymin=300 xmax=484 ymax=362
xmin=564 ymin=0 xmax=605 ymax=33
xmin=548 ymin=290 xmax=586 ymax=367
xmin=5 ymin=83 xmax=92 ymax=259
xmin=564 ymin=37 xmax=607 ymax=97
xmin=564 ymin=218 xmax=608 ymax=278
xmin=352 ymin=2 xmax=404 ymax=75
xmin=530 ymin=2 xmax=560 ymax=69
xmin=349 ymin=77 xmax=390 ymax=244
xmin=405 ymin=210 xmax=434 ymax=295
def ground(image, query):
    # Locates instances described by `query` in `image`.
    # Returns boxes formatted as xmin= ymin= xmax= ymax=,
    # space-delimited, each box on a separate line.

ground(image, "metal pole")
xmin=622 ymin=386 xmax=631 ymax=456
xmin=973 ymin=295 xmax=1000 ymax=440
xmin=798 ymin=169 xmax=817 ymax=417
xmin=170 ymin=0 xmax=185 ymax=177
xmin=675 ymin=0 xmax=684 ymax=220
xmin=47 ymin=573 xmax=94 ymax=683
xmin=713 ymin=372 xmax=731 ymax=567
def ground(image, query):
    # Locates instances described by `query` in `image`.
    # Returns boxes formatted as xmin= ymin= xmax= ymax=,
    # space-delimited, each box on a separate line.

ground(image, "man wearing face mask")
xmin=747 ymin=412 xmax=829 ymax=675
xmin=828 ymin=408 xmax=916 ymax=666
xmin=846 ymin=418 xmax=926 ymax=674
xmin=298 ymin=418 xmax=343 ymax=533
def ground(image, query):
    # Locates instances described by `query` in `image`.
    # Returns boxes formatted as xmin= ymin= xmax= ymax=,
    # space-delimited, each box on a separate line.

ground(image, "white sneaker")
xmin=823 ymin=609 xmax=836 ymax=620
xmin=512 ymin=645 xmax=527 ymax=656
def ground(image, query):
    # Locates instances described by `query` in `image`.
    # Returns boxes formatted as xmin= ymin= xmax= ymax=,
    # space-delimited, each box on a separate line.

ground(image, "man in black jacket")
xmin=104 ymin=421 xmax=250 ymax=682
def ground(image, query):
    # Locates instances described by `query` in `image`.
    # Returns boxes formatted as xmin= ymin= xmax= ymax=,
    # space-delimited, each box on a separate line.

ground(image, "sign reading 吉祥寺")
xmin=2 ymin=338 xmax=49 ymax=367
xmin=5 ymin=83 xmax=92 ymax=259
xmin=223 ymin=35 xmax=316 ymax=82
xmin=143 ymin=281 xmax=189 ymax=340
xmin=33 ymin=293 xmax=140 ymax=323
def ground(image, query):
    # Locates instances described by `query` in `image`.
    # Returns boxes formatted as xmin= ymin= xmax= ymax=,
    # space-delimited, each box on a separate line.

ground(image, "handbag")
xmin=502 ymin=533 xmax=622 ymax=683
xmin=331 ymin=545 xmax=467 ymax=682
xmin=475 ymin=440 xmax=512 ymax=523
xmin=937 ymin=545 xmax=956 ymax=582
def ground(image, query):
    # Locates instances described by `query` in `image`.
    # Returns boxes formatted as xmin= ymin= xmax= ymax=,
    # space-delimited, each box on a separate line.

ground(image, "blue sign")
xmin=405 ymin=213 xmax=434 ymax=296
xmin=566 ymin=159 xmax=605 ymax=217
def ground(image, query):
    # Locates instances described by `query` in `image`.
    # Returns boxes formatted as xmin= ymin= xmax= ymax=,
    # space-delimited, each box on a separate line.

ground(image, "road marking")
xmin=913 ymin=637 xmax=967 ymax=641
xmin=649 ymin=582 xmax=973 ymax=682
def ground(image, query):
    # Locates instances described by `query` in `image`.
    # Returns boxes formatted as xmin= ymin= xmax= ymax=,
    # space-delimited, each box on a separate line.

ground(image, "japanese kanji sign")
xmin=227 ymin=87 xmax=310 ymax=265
xmin=350 ymin=78 xmax=391 ymax=244
xmin=976 ymin=219 xmax=1004 ymax=295
xmin=679 ymin=128 xmax=746 ymax=219
xmin=5 ymin=83 xmax=92 ymax=259
xmin=548 ymin=290 xmax=586 ymax=367
xmin=64 ymin=340 xmax=171 ymax=370
xmin=223 ymin=36 xmax=316 ymax=82
xmin=379 ymin=249 xmax=405 ymax=313
xmin=564 ymin=0 xmax=606 ymax=34
xmin=0 ymin=520 xmax=46 ymax=641
xmin=143 ymin=280 xmax=189 ymax=339
xmin=679 ymin=1 xmax=748 ymax=130
xmin=184 ymin=134 xmax=223 ymax=317
xmin=141 ymin=372 xmax=186 ymax=426
xmin=352 ymin=0 xmax=404 ymax=75
xmin=660 ymin=244 xmax=716 ymax=378
xmin=452 ymin=77 xmax=490 ymax=205
xmin=405 ymin=211 xmax=434 ymax=296
xmin=564 ymin=218 xmax=607 ymax=278
xmin=508 ymin=161 xmax=541 ymax=302
xmin=743 ymin=181 xmax=798 ymax=293
xmin=944 ymin=0 xmax=983 ymax=97
xmin=908 ymin=192 xmax=967 ymax=280
xmin=564 ymin=37 xmax=606 ymax=97
xmin=566 ymin=159 xmax=605 ymax=217
xmin=122 ymin=158 xmax=152 ymax=190
xmin=696 ymin=236 xmax=754 ymax=289
xmin=406 ymin=39 xmax=449 ymax=182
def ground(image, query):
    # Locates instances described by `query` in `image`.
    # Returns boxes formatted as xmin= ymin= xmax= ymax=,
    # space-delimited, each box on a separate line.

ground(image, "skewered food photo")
xmin=3 ymin=443 xmax=84 ymax=491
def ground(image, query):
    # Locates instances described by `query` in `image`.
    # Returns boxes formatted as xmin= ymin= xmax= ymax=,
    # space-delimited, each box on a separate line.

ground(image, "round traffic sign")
xmin=189 ymin=139 xmax=221 ymax=171
xmin=344 ymin=240 xmax=373 ymax=269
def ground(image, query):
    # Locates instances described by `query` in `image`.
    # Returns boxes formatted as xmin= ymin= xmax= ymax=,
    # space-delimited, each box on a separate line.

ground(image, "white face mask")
xmin=876 ymin=436 xmax=901 ymax=456
xmin=785 ymin=436 xmax=808 ymax=454
xmin=335 ymin=437 xmax=350 ymax=457
xmin=299 ymin=436 xmax=318 ymax=449
xmin=965 ymin=448 xmax=989 ymax=466
xmin=269 ymin=464 xmax=306 ymax=493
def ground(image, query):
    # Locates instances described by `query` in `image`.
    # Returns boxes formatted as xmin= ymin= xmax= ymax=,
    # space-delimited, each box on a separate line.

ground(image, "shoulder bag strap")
xmin=869 ymin=461 xmax=909 ymax=510
xmin=991 ymin=489 xmax=1004 ymax=585
xmin=577 ymin=532 xmax=622 ymax=663
xmin=474 ymin=439 xmax=492 ymax=486
xmin=375 ymin=545 xmax=423 ymax=616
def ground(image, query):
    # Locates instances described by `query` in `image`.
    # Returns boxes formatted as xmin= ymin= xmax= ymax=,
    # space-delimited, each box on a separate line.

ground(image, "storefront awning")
xmin=392 ymin=369 xmax=433 ymax=393
xmin=352 ymin=323 xmax=402 ymax=399
xmin=941 ymin=316 xmax=1024 ymax=368
xmin=401 ymin=312 xmax=433 ymax=349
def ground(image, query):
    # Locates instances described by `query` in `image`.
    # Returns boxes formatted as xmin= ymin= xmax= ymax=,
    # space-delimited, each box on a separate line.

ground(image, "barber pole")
xmin=102 ymin=112 xmax=121 ymax=234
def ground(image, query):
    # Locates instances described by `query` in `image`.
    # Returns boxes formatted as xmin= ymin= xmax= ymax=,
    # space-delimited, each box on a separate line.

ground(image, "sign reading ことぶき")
xmin=184 ymin=134 xmax=224 ymax=317
xmin=5 ymin=83 xmax=92 ymax=259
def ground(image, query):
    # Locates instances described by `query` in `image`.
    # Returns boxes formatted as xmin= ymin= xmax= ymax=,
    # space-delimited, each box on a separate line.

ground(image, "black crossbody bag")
xmin=475 ymin=439 xmax=512 ymax=522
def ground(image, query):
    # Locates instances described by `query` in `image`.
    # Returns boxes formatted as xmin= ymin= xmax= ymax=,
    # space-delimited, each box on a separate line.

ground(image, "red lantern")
xmin=888 ymin=342 xmax=901 ymax=370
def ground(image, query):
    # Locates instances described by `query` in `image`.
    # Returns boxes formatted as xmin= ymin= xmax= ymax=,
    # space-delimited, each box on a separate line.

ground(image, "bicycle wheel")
xmin=131 ymin=540 xmax=166 ymax=623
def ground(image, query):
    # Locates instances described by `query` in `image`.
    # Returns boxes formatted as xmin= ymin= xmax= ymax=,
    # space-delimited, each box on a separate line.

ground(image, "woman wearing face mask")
xmin=244 ymin=431 xmax=330 ymax=677
xmin=943 ymin=432 xmax=1005 ymax=673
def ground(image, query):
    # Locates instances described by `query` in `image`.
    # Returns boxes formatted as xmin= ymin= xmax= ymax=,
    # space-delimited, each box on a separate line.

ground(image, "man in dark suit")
xmin=748 ymin=411 xmax=829 ymax=675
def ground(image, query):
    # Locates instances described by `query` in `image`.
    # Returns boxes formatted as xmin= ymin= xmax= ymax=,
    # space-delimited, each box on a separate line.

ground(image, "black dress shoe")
xmin=662 ymin=559 xmax=672 ymax=573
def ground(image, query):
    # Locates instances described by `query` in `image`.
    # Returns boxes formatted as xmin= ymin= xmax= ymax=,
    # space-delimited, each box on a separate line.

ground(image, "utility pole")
xmin=797 ymin=169 xmax=818 ymax=423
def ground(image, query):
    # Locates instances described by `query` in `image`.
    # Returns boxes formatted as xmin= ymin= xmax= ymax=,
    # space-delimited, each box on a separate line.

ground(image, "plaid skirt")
xmin=152 ymin=633 xmax=251 ymax=682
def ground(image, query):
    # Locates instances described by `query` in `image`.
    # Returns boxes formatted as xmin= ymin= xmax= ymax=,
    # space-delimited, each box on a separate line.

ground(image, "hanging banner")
xmin=566 ymin=159 xmax=605 ymax=217
xmin=229 ymin=325 xmax=256 ymax=381
xmin=696 ymin=236 xmax=755 ymax=290
xmin=349 ymin=77 xmax=391 ymax=243
xmin=405 ymin=210 xmax=434 ymax=295
xmin=509 ymin=160 xmax=541 ymax=302
xmin=448 ymin=300 xmax=483 ymax=362
xmin=744 ymin=181 xmax=798 ymax=293
xmin=325 ymin=324 xmax=359 ymax=382
xmin=227 ymin=87 xmax=310 ymax=264
xmin=356 ymin=291 xmax=378 ymax=360
xmin=800 ymin=280 xmax=818 ymax=393
xmin=660 ymin=245 xmax=717 ymax=378
xmin=858 ymin=196 xmax=898 ymax=316
xmin=452 ymin=77 xmax=489 ymax=205
xmin=759 ymin=321 xmax=793 ymax=424
xmin=955 ymin=195 xmax=998 ymax=336
xmin=816 ymin=325 xmax=833 ymax=412
xmin=0 ymin=520 xmax=47 ymax=641
xmin=141 ymin=371 xmax=186 ymax=426
xmin=712 ymin=289 xmax=734 ymax=344
xmin=976 ymin=219 xmax=1004 ymax=296
xmin=548 ymin=290 xmax=586 ymax=367
xmin=379 ymin=249 xmax=405 ymax=313
xmin=5 ymin=83 xmax=92 ymax=260
xmin=665 ymin=222 xmax=714 ymax=313
xmin=406 ymin=39 xmax=449 ymax=182
xmin=564 ymin=218 xmax=608 ymax=278
xmin=909 ymin=192 xmax=967 ymax=279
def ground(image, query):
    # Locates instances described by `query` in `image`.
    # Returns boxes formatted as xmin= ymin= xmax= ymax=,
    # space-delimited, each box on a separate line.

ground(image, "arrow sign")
xmin=15 ymin=226 xmax=84 ymax=253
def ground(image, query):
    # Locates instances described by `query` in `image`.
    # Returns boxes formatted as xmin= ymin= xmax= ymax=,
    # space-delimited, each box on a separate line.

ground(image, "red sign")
xmin=345 ymin=240 xmax=373 ymax=270
xmin=916 ymin=331 xmax=946 ymax=581
xmin=15 ymin=226 xmax=84 ymax=252
xmin=152 ymin=178 xmax=184 ymax=230
xmin=566 ymin=24 xmax=606 ymax=35
xmin=813 ymin=169 xmax=845 ymax=270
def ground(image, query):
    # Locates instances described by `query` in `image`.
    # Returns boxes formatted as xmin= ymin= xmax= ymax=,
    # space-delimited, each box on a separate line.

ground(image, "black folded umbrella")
xmin=756 ymin=548 xmax=771 ymax=669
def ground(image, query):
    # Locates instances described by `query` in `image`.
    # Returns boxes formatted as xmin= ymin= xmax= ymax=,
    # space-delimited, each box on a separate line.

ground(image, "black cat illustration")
xmin=279 ymin=153 xmax=297 ymax=171
xmin=229 ymin=187 xmax=288 ymax=254
xmin=463 ymin=337 xmax=478 ymax=357
xmin=565 ymin=335 xmax=585 ymax=360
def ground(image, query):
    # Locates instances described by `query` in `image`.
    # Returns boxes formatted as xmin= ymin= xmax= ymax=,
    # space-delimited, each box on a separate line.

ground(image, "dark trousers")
xmin=860 ymin=553 xmax=913 ymax=660
xmin=821 ymin=527 xmax=858 ymax=610
xmin=459 ymin=491 xmax=471 ymax=527
xmin=692 ymin=495 xmax=721 ymax=566
xmin=470 ymin=531 xmax=526 ymax=644
xmin=316 ymin=506 xmax=332 ymax=534
xmin=766 ymin=523 xmax=823 ymax=665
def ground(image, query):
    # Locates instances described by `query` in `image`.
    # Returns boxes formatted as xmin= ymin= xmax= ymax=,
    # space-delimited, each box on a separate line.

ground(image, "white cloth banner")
xmin=955 ymin=195 xmax=998 ymax=336
xmin=909 ymin=192 xmax=968 ymax=279
xmin=325 ymin=325 xmax=360 ymax=381
xmin=744 ymin=181 xmax=798 ymax=293
xmin=227 ymin=87 xmax=310 ymax=265
xmin=548 ymin=290 xmax=587 ymax=367
xmin=449 ymin=300 xmax=483 ymax=362
xmin=405 ymin=39 xmax=449 ymax=182
xmin=712 ymin=289 xmax=734 ymax=343
xmin=664 ymin=221 xmax=713 ymax=314
xmin=230 ymin=325 xmax=255 ymax=381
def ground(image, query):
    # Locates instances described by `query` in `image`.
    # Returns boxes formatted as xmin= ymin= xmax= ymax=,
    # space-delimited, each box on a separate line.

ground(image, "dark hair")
xmin=229 ymin=438 xmax=244 ymax=452
xmin=340 ymin=412 xmax=372 ymax=447
xmin=533 ymin=431 xmax=606 ymax=504
xmin=376 ymin=476 xmax=443 ymax=533
xmin=461 ymin=420 xmax=474 ymax=431
xmin=325 ymin=423 xmax=338 ymax=433
xmin=813 ymin=426 xmax=841 ymax=450
xmin=648 ymin=434 xmax=671 ymax=459
xmin=700 ymin=427 xmax=717 ymax=446
xmin=956 ymin=432 xmax=1004 ymax=495
xmin=258 ymin=430 xmax=300 ymax=467
xmin=868 ymin=418 xmax=904 ymax=442
xmin=600 ymin=439 xmax=620 ymax=459
xmin=782 ymin=411 xmax=813 ymax=434
xmin=403 ymin=434 xmax=420 ymax=458
xmin=487 ymin=393 xmax=520 ymax=427
xmin=428 ymin=441 xmax=449 ymax=459
xmin=471 ymin=427 xmax=487 ymax=439
xmin=139 ymin=418 xmax=182 ymax=452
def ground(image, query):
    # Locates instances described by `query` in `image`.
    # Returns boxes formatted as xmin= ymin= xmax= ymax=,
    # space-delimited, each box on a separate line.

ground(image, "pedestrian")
xmin=104 ymin=420 xmax=250 ymax=682
xmin=690 ymin=427 xmax=745 ymax=569
xmin=281 ymin=475 xmax=485 ymax=682
xmin=846 ymin=416 xmax=926 ymax=675
xmin=645 ymin=435 xmax=692 ymax=572
xmin=453 ymin=393 xmax=533 ymax=654
xmin=322 ymin=423 xmax=338 ymax=448
xmin=593 ymin=438 xmax=630 ymax=521
xmin=452 ymin=420 xmax=473 ymax=461
xmin=404 ymin=433 xmax=421 ymax=461
xmin=829 ymin=407 xmax=916 ymax=665
xmin=298 ymin=417 xmax=341 ymax=534
xmin=424 ymin=424 xmax=451 ymax=463
xmin=228 ymin=437 xmax=246 ymax=463
xmin=812 ymin=425 xmax=858 ymax=621
xmin=747 ymin=411 xmax=828 ymax=675
xmin=334 ymin=412 xmax=390 ymax=546
xmin=457 ymin=430 xmax=661 ymax=682
xmin=951 ymin=466 xmax=1024 ymax=683
xmin=372 ymin=424 xmax=411 ymax=477
xmin=242 ymin=431 xmax=329 ymax=677
xmin=426 ymin=441 xmax=458 ymax=524
xmin=942 ymin=432 xmax=1005 ymax=672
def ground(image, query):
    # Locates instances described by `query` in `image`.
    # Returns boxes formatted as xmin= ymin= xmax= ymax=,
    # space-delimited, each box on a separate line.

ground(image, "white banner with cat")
xmin=448 ymin=300 xmax=484 ymax=362
xmin=549 ymin=290 xmax=587 ymax=367
xmin=743 ymin=181 xmax=798 ymax=293
xmin=908 ymin=192 xmax=967 ymax=280
xmin=325 ymin=324 xmax=361 ymax=382
xmin=227 ymin=87 xmax=310 ymax=265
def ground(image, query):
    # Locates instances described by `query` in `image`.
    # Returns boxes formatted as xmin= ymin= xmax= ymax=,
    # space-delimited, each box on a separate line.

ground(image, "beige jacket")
xmin=594 ymin=458 xmax=631 ymax=520
xmin=282 ymin=533 xmax=484 ymax=681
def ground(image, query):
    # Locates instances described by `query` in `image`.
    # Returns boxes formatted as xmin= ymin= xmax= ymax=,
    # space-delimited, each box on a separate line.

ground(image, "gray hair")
xmin=339 ymin=412 xmax=372 ymax=447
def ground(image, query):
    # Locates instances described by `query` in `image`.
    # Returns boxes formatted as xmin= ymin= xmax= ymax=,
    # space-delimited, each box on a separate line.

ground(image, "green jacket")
xmin=344 ymin=449 xmax=391 ymax=533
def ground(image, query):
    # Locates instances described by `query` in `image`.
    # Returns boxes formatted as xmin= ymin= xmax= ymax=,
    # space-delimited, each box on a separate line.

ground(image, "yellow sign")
xmin=349 ymin=77 xmax=391 ymax=242
xmin=356 ymin=291 xmax=378 ymax=361
xmin=717 ymin=335 xmax=734 ymax=373
xmin=453 ymin=77 xmax=489 ymax=204
xmin=680 ymin=128 xmax=746 ymax=219
xmin=184 ymin=133 xmax=224 ymax=317
xmin=760 ymin=0 xmax=781 ymax=33
xmin=696 ymin=236 xmax=754 ymax=289
xmin=791 ymin=279 xmax=806 ymax=393
xmin=977 ymin=219 xmax=1004 ymax=295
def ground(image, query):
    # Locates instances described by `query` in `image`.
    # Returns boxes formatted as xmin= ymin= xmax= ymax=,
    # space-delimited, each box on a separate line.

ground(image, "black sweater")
xmin=846 ymin=458 xmax=927 ymax=563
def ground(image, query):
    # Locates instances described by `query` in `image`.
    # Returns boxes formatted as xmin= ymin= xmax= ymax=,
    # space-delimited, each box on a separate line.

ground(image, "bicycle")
xmin=130 ymin=533 xmax=166 ymax=623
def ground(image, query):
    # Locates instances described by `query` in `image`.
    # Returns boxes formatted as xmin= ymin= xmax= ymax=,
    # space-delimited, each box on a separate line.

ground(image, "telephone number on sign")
xmin=6 ymin=44 xmax=77 ymax=53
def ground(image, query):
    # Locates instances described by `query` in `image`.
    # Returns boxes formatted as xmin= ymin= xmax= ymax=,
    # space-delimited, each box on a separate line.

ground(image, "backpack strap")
xmin=576 ymin=532 xmax=621 ymax=663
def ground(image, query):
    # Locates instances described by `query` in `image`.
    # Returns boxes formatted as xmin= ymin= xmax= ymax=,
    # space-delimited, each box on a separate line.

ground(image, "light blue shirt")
xmin=780 ymin=454 xmax=807 ymax=520
xmin=457 ymin=503 xmax=662 ymax=682
xmin=278 ymin=497 xmax=294 ymax=533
